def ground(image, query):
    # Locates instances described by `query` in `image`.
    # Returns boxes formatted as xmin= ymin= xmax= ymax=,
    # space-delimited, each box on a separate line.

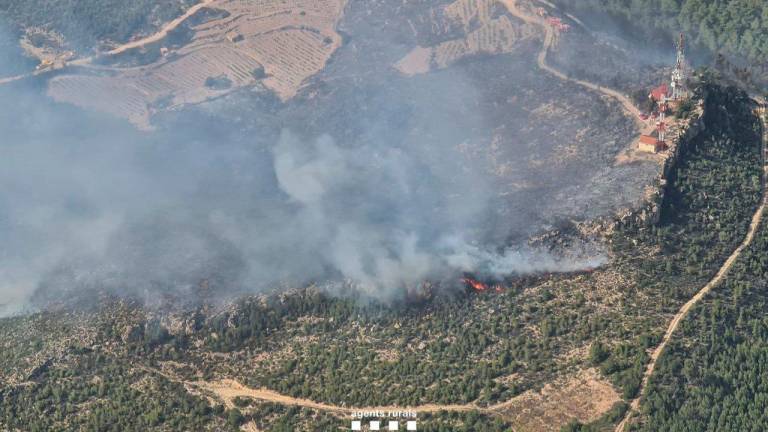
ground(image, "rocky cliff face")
xmin=576 ymin=99 xmax=707 ymax=242
xmin=635 ymin=104 xmax=706 ymax=226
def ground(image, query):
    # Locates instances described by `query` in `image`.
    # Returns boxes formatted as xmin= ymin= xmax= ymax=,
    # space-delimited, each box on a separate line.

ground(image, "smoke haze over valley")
xmin=5 ymin=2 xmax=768 ymax=432
xmin=0 ymin=1 xmax=657 ymax=316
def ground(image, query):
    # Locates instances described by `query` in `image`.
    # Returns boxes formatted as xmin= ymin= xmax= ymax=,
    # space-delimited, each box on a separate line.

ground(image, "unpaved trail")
xmin=194 ymin=379 xmax=482 ymax=414
xmin=0 ymin=74 xmax=25 ymax=85
xmin=1 ymin=0 xmax=214 ymax=82
xmin=500 ymin=0 xmax=644 ymax=130
xmin=174 ymin=367 xmax=619 ymax=431
xmin=143 ymin=366 xmax=503 ymax=417
xmin=501 ymin=2 xmax=768 ymax=430
xmin=614 ymin=106 xmax=768 ymax=432
xmin=69 ymin=0 xmax=214 ymax=66
xmin=145 ymin=366 xmax=461 ymax=416
xmin=103 ymin=0 xmax=215 ymax=57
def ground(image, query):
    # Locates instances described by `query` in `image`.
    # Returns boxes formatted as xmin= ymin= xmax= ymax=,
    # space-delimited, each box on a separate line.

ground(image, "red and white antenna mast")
xmin=656 ymin=120 xmax=666 ymax=143
xmin=671 ymin=33 xmax=686 ymax=100
xmin=656 ymin=98 xmax=668 ymax=144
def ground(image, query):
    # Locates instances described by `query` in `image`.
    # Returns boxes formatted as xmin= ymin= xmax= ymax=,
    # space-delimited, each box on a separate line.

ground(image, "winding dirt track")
xmin=194 ymin=379 xmax=482 ymax=415
xmin=143 ymin=366 xmax=576 ymax=420
xmin=0 ymin=0 xmax=214 ymax=81
xmin=68 ymin=0 xmax=215 ymax=66
xmin=0 ymin=74 xmax=25 ymax=85
xmin=614 ymin=106 xmax=768 ymax=431
xmin=502 ymin=2 xmax=768 ymax=430
xmin=107 ymin=0 xmax=215 ymax=56
xmin=501 ymin=0 xmax=644 ymax=129
xmin=138 ymin=364 xmax=485 ymax=415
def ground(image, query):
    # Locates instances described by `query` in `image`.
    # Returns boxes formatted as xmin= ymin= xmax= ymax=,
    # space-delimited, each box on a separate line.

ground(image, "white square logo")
xmin=370 ymin=420 xmax=381 ymax=430
xmin=351 ymin=420 xmax=362 ymax=431
xmin=406 ymin=420 xmax=417 ymax=431
xmin=388 ymin=421 xmax=399 ymax=430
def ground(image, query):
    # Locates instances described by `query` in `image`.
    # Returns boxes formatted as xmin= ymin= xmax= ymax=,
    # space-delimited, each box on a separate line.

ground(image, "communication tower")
xmin=670 ymin=33 xmax=686 ymax=100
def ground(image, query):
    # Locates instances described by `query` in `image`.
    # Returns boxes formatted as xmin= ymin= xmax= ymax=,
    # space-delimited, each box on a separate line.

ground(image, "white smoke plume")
xmin=266 ymin=131 xmax=605 ymax=295
xmin=0 ymin=21 xmax=610 ymax=317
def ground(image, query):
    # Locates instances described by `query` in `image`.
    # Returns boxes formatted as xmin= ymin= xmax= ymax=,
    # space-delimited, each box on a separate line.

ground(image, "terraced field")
xmin=396 ymin=0 xmax=537 ymax=75
xmin=47 ymin=0 xmax=347 ymax=128
xmin=186 ymin=0 xmax=345 ymax=98
xmin=32 ymin=0 xmax=660 ymax=238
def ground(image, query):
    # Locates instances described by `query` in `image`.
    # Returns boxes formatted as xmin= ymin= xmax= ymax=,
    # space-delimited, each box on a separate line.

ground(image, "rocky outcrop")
xmin=574 ymin=98 xmax=708 ymax=241
xmin=615 ymin=104 xmax=707 ymax=230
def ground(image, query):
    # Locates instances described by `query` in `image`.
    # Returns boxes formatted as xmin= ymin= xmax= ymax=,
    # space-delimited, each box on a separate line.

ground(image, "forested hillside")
xmin=553 ymin=0 xmax=768 ymax=67
xmin=0 ymin=0 xmax=196 ymax=49
xmin=0 ymin=77 xmax=763 ymax=430
xmin=638 ymin=215 xmax=768 ymax=430
xmin=636 ymin=107 xmax=767 ymax=430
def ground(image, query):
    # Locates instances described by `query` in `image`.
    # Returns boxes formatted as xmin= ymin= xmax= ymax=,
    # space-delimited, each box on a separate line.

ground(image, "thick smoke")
xmin=270 ymin=131 xmax=604 ymax=296
xmin=0 ymin=27 xmax=603 ymax=317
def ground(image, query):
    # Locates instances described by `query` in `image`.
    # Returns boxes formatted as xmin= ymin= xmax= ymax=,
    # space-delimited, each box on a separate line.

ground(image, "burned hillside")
xmin=4 ymin=0 xmax=768 ymax=431
xmin=180 ymin=0 xmax=662 ymax=241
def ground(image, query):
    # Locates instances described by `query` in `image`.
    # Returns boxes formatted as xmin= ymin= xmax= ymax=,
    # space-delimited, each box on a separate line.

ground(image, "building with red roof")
xmin=638 ymin=133 xmax=667 ymax=153
xmin=650 ymin=84 xmax=669 ymax=102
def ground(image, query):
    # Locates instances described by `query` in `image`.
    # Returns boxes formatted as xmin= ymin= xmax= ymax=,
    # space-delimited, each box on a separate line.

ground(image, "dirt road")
xmin=0 ymin=73 xmax=32 ymax=85
xmin=500 ymin=0 xmax=644 ymax=130
xmin=135 ymin=365 xmax=484 ymax=416
xmin=0 ymin=0 xmax=213 ymax=82
xmin=107 ymin=0 xmax=215 ymax=56
xmin=145 ymin=366 xmax=477 ymax=416
xmin=194 ymin=379 xmax=482 ymax=415
xmin=500 ymin=2 xmax=768 ymax=429
xmin=174 ymin=366 xmax=618 ymax=431
xmin=0 ymin=74 xmax=24 ymax=85
xmin=69 ymin=0 xmax=214 ymax=66
xmin=614 ymin=106 xmax=768 ymax=432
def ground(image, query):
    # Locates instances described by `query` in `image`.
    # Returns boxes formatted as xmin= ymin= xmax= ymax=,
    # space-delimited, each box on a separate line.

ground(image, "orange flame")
xmin=461 ymin=278 xmax=489 ymax=292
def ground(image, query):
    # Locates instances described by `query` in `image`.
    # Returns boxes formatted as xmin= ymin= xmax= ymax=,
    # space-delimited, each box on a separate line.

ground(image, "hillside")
xmin=552 ymin=0 xmax=768 ymax=83
xmin=638 ymin=187 xmax=768 ymax=430
xmin=0 ymin=0 xmax=197 ymax=50
xmin=2 ymin=1 xmax=767 ymax=431
xmin=1 ymin=79 xmax=763 ymax=431
xmin=631 ymin=96 xmax=768 ymax=431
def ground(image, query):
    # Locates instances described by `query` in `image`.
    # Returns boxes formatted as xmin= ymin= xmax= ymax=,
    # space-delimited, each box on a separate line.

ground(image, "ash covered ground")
xmin=0 ymin=0 xmax=663 ymax=312
xmin=190 ymin=0 xmax=660 ymax=238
